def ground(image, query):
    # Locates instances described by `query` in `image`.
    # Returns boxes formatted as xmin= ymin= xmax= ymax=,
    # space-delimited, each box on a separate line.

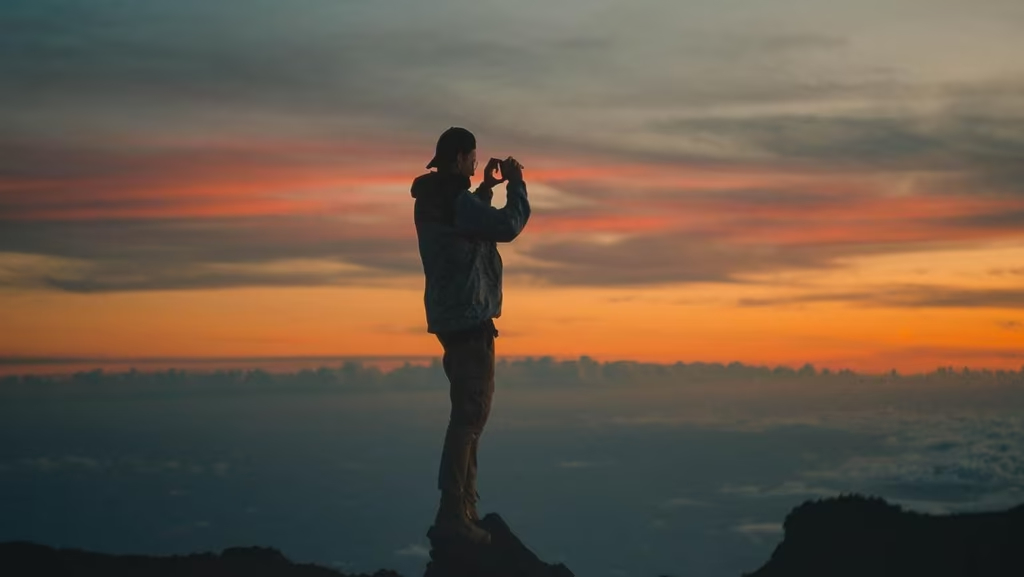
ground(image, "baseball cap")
xmin=426 ymin=126 xmax=476 ymax=169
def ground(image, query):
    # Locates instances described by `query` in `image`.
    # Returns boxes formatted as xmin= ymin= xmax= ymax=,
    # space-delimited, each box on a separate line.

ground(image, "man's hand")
xmin=481 ymin=157 xmax=505 ymax=188
xmin=501 ymin=156 xmax=524 ymax=182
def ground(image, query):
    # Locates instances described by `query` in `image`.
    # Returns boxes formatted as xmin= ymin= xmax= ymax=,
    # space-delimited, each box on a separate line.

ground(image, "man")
xmin=410 ymin=126 xmax=530 ymax=545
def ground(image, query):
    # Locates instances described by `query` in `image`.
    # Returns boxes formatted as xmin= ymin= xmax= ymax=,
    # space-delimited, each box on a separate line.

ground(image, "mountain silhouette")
xmin=745 ymin=494 xmax=1024 ymax=577
xmin=0 ymin=541 xmax=399 ymax=577
xmin=3 ymin=496 xmax=1022 ymax=576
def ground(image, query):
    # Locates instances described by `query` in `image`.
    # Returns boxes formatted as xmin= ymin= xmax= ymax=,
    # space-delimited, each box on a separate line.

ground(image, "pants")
xmin=435 ymin=319 xmax=498 ymax=500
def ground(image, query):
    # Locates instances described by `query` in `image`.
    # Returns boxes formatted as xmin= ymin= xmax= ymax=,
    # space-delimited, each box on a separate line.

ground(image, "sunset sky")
xmin=2 ymin=0 xmax=1024 ymax=373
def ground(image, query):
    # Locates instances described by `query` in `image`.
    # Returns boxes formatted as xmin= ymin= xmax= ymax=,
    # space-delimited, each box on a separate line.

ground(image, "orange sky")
xmin=2 ymin=143 xmax=1023 ymax=376
xmin=5 ymin=1 xmax=1024 ymax=377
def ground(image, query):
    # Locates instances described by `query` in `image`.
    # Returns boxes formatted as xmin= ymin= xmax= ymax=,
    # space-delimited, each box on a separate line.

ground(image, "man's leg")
xmin=432 ymin=326 xmax=495 ymax=543
xmin=463 ymin=327 xmax=495 ymax=521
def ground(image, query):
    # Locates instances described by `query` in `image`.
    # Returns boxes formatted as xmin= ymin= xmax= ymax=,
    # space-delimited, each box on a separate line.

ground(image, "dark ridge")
xmin=3 ymin=497 xmax=1023 ymax=576
xmin=0 ymin=542 xmax=400 ymax=576
xmin=425 ymin=512 xmax=573 ymax=576
xmin=745 ymin=494 xmax=1024 ymax=577
xmin=0 ymin=512 xmax=572 ymax=577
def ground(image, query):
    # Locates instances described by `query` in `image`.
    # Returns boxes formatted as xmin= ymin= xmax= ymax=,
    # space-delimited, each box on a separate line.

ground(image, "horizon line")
xmin=0 ymin=355 xmax=1016 ymax=377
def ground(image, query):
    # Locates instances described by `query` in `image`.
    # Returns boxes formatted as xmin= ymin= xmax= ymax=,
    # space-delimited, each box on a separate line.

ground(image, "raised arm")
xmin=472 ymin=183 xmax=495 ymax=207
xmin=454 ymin=179 xmax=531 ymax=243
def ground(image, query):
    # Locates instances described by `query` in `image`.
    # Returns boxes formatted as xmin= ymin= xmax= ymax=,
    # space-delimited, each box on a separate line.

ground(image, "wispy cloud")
xmin=2 ymin=0 xmax=1023 ymax=313
xmin=719 ymin=481 xmax=838 ymax=499
xmin=12 ymin=454 xmax=229 ymax=475
xmin=394 ymin=544 xmax=430 ymax=558
xmin=738 ymin=285 xmax=1024 ymax=310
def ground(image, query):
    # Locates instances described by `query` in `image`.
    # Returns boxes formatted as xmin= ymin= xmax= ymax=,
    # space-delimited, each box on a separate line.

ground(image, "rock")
xmin=424 ymin=512 xmax=574 ymax=577
xmin=745 ymin=494 xmax=1024 ymax=577
xmin=0 ymin=541 xmax=402 ymax=577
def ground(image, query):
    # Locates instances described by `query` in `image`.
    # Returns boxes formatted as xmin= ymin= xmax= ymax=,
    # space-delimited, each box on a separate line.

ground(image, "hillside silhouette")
xmin=3 ymin=496 xmax=1022 ymax=577
xmin=746 ymin=494 xmax=1024 ymax=577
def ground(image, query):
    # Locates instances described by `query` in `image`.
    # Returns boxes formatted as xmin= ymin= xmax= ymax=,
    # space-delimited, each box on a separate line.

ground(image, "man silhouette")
xmin=410 ymin=127 xmax=530 ymax=545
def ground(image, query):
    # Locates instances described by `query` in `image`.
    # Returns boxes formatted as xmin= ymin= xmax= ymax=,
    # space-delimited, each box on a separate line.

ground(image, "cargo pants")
xmin=435 ymin=318 xmax=499 ymax=505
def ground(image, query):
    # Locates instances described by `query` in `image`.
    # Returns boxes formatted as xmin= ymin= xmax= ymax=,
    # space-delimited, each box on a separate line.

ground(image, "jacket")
xmin=411 ymin=169 xmax=531 ymax=335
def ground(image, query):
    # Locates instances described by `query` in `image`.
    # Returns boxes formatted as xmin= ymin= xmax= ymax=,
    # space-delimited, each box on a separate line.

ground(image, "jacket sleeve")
xmin=473 ymin=184 xmax=494 ymax=207
xmin=454 ymin=179 xmax=531 ymax=242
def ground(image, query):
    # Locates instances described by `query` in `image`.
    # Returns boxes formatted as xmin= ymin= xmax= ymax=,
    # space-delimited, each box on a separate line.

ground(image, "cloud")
xmin=0 ymin=214 xmax=419 ymax=292
xmin=941 ymin=209 xmax=1024 ymax=229
xmin=719 ymin=481 xmax=838 ymax=499
xmin=738 ymin=284 xmax=1024 ymax=310
xmin=733 ymin=521 xmax=784 ymax=546
xmin=11 ymin=454 xmax=231 ymax=476
xmin=393 ymin=544 xmax=430 ymax=558
xmin=801 ymin=414 xmax=1024 ymax=511
xmin=3 ymin=1 xmax=1024 ymax=297
xmin=0 ymin=1 xmax=451 ymax=126
xmin=515 ymin=229 xmax=900 ymax=287
xmin=648 ymin=112 xmax=1024 ymax=205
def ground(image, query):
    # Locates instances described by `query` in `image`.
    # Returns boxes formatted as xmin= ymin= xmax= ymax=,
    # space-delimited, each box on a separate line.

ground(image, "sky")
xmin=3 ymin=0 xmax=1024 ymax=373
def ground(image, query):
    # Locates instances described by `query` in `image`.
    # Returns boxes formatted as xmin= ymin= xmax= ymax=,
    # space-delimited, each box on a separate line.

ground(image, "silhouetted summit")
xmin=0 ymin=512 xmax=572 ymax=577
xmin=0 ymin=541 xmax=400 ymax=576
xmin=4 ymin=497 xmax=1023 ymax=577
xmin=424 ymin=512 xmax=573 ymax=577
xmin=746 ymin=494 xmax=1024 ymax=577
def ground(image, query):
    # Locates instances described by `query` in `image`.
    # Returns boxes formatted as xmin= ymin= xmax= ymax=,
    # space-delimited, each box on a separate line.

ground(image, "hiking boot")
xmin=428 ymin=491 xmax=491 ymax=545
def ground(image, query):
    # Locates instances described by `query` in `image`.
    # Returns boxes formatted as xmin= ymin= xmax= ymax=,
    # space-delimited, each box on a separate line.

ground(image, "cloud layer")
xmin=2 ymin=0 xmax=1023 ymax=307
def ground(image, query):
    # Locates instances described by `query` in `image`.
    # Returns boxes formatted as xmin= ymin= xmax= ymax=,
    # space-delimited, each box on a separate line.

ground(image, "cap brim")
xmin=426 ymin=155 xmax=439 ymax=169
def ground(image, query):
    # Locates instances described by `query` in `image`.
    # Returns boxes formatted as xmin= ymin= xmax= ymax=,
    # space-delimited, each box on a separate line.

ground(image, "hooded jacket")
xmin=411 ymin=170 xmax=531 ymax=335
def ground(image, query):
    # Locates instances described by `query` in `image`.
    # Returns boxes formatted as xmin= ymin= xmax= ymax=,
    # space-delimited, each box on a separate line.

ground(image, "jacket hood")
xmin=411 ymin=170 xmax=471 ymax=199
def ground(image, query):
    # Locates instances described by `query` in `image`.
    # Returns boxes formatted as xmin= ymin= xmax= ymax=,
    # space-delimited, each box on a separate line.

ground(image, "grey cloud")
xmin=720 ymin=481 xmax=837 ymax=499
xmin=3 ymin=1 xmax=1024 ymax=296
xmin=4 ymin=0 xmax=1023 ymax=186
xmin=4 ymin=0 xmax=1023 ymax=172
xmin=646 ymin=110 xmax=1024 ymax=205
xmin=0 ymin=217 xmax=419 ymax=292
xmin=0 ymin=139 xmax=379 ymax=185
xmin=394 ymin=544 xmax=430 ymax=558
xmin=549 ymin=181 xmax=858 ymax=218
xmin=732 ymin=522 xmax=784 ymax=546
xmin=653 ymin=116 xmax=944 ymax=165
xmin=652 ymin=113 xmax=1024 ymax=164
xmin=14 ymin=454 xmax=224 ymax=475
xmin=1 ymin=194 xmax=928 ymax=292
xmin=940 ymin=208 xmax=1024 ymax=229
xmin=1 ymin=2 xmax=395 ymax=113
xmin=517 ymin=231 xmax=904 ymax=287
xmin=0 ymin=0 xmax=621 ymax=142
xmin=803 ymin=414 xmax=1024 ymax=509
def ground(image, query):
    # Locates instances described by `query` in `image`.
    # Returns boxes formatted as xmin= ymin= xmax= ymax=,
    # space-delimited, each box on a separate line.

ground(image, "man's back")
xmin=411 ymin=169 xmax=530 ymax=335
